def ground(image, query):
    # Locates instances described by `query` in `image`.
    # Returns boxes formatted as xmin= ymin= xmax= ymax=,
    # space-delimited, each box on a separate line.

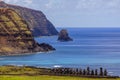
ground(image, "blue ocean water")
xmin=0 ymin=28 xmax=120 ymax=76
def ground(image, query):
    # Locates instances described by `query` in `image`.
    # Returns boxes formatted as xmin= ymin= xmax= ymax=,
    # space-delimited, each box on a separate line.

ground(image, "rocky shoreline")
xmin=0 ymin=8 xmax=55 ymax=56
xmin=0 ymin=51 xmax=54 ymax=57
xmin=0 ymin=43 xmax=55 ymax=56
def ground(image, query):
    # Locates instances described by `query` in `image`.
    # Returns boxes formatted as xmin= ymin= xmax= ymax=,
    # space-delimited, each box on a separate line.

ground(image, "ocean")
xmin=0 ymin=28 xmax=120 ymax=76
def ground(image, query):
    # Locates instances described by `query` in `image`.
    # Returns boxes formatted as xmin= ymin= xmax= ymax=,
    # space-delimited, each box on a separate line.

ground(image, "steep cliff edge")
xmin=0 ymin=8 xmax=55 ymax=56
xmin=0 ymin=1 xmax=58 ymax=37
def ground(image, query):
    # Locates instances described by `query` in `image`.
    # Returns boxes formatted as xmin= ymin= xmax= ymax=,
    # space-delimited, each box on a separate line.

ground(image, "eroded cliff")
xmin=0 ymin=1 xmax=58 ymax=37
xmin=0 ymin=8 xmax=55 ymax=55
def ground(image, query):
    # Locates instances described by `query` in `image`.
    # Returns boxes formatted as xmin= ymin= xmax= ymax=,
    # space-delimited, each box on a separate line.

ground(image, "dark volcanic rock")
xmin=37 ymin=43 xmax=56 ymax=51
xmin=0 ymin=8 xmax=55 ymax=56
xmin=0 ymin=1 xmax=58 ymax=37
xmin=58 ymin=29 xmax=73 ymax=42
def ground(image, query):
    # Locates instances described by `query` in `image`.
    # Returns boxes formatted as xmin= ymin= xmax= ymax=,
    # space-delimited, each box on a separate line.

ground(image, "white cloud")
xmin=1 ymin=0 xmax=120 ymax=27
xmin=3 ymin=0 xmax=120 ymax=11
xmin=107 ymin=0 xmax=120 ymax=9
xmin=3 ymin=0 xmax=33 ymax=5
xmin=76 ymin=0 xmax=97 ymax=9
xmin=76 ymin=0 xmax=120 ymax=9
xmin=73 ymin=0 xmax=120 ymax=15
xmin=45 ymin=0 xmax=64 ymax=9
xmin=43 ymin=0 xmax=120 ymax=13
xmin=23 ymin=0 xmax=33 ymax=5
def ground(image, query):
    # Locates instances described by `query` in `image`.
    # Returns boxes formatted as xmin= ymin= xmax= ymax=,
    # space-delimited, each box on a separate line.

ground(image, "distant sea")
xmin=0 ymin=28 xmax=120 ymax=76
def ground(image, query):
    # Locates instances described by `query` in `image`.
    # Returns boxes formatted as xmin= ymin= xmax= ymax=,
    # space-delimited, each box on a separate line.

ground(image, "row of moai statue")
xmin=50 ymin=67 xmax=108 ymax=76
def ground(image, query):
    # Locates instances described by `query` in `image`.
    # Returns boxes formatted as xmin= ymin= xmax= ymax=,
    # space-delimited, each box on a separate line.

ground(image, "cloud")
xmin=3 ymin=0 xmax=33 ymax=5
xmin=1 ymin=0 xmax=120 ymax=27
xmin=73 ymin=0 xmax=120 ymax=15
xmin=3 ymin=0 xmax=120 ymax=11
xmin=45 ymin=0 xmax=65 ymax=9
xmin=23 ymin=0 xmax=32 ymax=4
xmin=42 ymin=0 xmax=120 ymax=13
xmin=76 ymin=0 xmax=120 ymax=9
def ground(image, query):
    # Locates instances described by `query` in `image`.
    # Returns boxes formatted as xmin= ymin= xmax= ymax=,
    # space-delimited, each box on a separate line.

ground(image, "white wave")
xmin=53 ymin=65 xmax=62 ymax=68
xmin=108 ymin=72 xmax=113 ymax=74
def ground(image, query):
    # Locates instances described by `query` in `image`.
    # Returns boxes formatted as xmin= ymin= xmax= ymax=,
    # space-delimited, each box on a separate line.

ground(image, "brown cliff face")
xmin=0 ymin=1 xmax=58 ymax=37
xmin=0 ymin=8 xmax=55 ymax=56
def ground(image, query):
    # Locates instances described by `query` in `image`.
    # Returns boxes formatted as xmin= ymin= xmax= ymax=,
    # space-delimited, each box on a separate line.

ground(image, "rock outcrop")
xmin=0 ymin=8 xmax=55 ymax=56
xmin=0 ymin=1 xmax=58 ymax=37
xmin=58 ymin=29 xmax=73 ymax=42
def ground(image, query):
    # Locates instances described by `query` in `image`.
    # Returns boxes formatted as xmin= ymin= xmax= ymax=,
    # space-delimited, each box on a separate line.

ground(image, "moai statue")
xmin=99 ymin=67 xmax=103 ymax=76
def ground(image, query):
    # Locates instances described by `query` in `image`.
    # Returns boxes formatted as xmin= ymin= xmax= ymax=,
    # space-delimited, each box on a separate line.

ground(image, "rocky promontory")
xmin=0 ymin=8 xmax=55 ymax=56
xmin=0 ymin=1 xmax=58 ymax=37
xmin=58 ymin=29 xmax=73 ymax=42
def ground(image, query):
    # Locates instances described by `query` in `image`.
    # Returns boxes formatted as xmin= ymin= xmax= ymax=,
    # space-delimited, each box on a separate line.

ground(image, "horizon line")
xmin=56 ymin=27 xmax=120 ymax=28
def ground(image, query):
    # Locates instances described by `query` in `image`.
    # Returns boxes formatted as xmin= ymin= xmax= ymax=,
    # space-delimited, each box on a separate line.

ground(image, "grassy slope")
xmin=0 ymin=66 xmax=119 ymax=80
xmin=0 ymin=76 xmax=119 ymax=80
xmin=0 ymin=8 xmax=33 ymax=53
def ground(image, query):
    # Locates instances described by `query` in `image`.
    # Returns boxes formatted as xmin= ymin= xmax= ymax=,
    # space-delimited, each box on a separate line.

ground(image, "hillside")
xmin=0 ymin=8 xmax=55 ymax=55
xmin=0 ymin=1 xmax=58 ymax=37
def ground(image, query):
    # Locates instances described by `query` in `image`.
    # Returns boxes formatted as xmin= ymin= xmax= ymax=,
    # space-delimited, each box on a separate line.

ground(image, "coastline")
xmin=0 ymin=51 xmax=55 ymax=57
xmin=36 ymin=35 xmax=58 ymax=38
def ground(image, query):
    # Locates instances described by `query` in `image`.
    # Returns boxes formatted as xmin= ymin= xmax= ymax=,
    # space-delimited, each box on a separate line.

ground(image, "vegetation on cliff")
xmin=0 ymin=8 xmax=55 ymax=55
xmin=0 ymin=1 xmax=58 ymax=37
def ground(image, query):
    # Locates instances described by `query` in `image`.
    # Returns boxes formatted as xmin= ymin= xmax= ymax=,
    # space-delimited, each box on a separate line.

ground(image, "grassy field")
xmin=0 ymin=75 xmax=119 ymax=80
xmin=0 ymin=66 xmax=119 ymax=80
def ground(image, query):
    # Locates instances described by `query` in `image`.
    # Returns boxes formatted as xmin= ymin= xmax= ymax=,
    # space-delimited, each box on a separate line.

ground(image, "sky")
xmin=2 ymin=0 xmax=120 ymax=28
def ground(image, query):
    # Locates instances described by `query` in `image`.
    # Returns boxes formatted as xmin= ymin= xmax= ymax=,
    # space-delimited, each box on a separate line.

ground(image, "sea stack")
xmin=58 ymin=29 xmax=73 ymax=42
xmin=0 ymin=8 xmax=55 ymax=56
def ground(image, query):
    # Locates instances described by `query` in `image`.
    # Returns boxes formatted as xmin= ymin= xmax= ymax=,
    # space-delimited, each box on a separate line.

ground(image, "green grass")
xmin=0 ymin=66 xmax=119 ymax=80
xmin=0 ymin=75 xmax=119 ymax=80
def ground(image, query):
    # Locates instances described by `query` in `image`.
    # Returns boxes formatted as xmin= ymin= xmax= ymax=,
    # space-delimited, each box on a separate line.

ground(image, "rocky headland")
xmin=0 ymin=8 xmax=55 ymax=56
xmin=0 ymin=1 xmax=58 ymax=37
